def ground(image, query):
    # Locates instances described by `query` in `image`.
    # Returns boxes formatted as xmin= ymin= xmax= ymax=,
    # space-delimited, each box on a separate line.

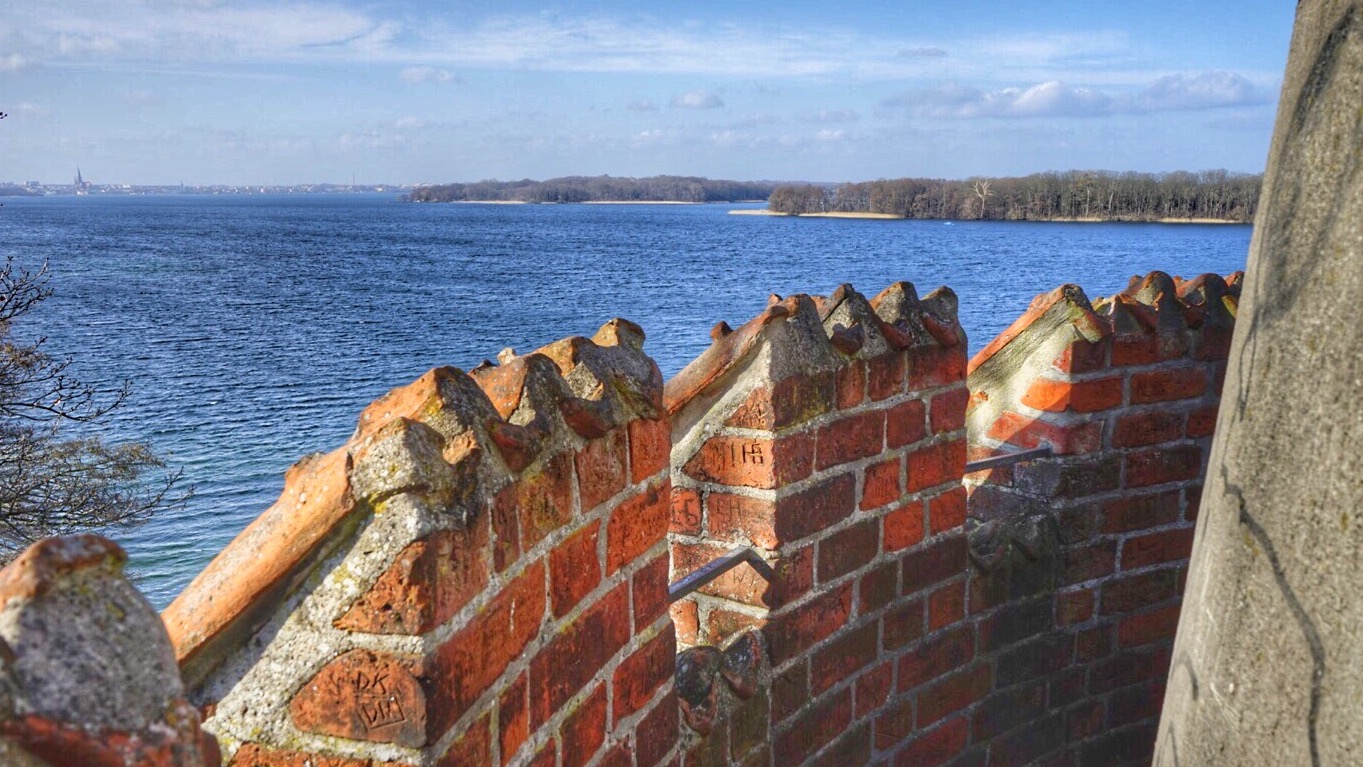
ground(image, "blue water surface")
xmin=0 ymin=194 xmax=1251 ymax=606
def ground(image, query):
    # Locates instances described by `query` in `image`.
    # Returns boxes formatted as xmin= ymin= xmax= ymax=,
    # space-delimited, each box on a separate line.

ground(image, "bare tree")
xmin=972 ymin=179 xmax=993 ymax=220
xmin=0 ymin=257 xmax=187 ymax=560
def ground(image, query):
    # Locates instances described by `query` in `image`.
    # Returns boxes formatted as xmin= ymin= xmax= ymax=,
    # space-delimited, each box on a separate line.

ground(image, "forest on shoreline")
xmin=404 ymin=175 xmax=775 ymax=204
xmin=405 ymin=170 xmax=1262 ymax=223
xmin=767 ymin=170 xmax=1261 ymax=222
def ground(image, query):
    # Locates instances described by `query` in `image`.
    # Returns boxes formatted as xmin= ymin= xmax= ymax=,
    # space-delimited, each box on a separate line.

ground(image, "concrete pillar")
xmin=1155 ymin=2 xmax=1363 ymax=764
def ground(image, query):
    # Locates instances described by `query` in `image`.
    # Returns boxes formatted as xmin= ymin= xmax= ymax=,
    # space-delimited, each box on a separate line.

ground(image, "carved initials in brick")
xmin=729 ymin=442 xmax=766 ymax=466
xmin=355 ymin=671 xmax=407 ymax=729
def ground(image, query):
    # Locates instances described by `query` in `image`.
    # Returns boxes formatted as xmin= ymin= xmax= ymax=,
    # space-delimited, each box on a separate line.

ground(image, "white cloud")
xmin=0 ymin=53 xmax=31 ymax=72
xmin=399 ymin=66 xmax=461 ymax=84
xmin=814 ymin=128 xmax=847 ymax=142
xmin=627 ymin=99 xmax=659 ymax=112
xmin=884 ymin=80 xmax=1112 ymax=119
xmin=1136 ymin=71 xmax=1261 ymax=111
xmin=394 ymin=116 xmax=427 ymax=129
xmin=671 ymin=90 xmax=724 ymax=109
xmin=799 ymin=109 xmax=860 ymax=123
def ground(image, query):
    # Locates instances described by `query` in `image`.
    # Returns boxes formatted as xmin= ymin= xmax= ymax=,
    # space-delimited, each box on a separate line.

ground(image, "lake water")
xmin=0 ymin=194 xmax=1252 ymax=607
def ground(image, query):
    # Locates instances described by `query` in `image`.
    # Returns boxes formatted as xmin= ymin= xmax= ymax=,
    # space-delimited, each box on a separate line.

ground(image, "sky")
xmin=0 ymin=1 xmax=1297 ymax=186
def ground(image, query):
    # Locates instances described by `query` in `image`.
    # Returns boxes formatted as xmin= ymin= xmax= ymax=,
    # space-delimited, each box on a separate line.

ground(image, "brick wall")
xmin=960 ymin=270 xmax=1241 ymax=767
xmin=162 ymin=320 xmax=679 ymax=767
xmin=664 ymin=282 xmax=970 ymax=765
xmin=95 ymin=270 xmax=1241 ymax=767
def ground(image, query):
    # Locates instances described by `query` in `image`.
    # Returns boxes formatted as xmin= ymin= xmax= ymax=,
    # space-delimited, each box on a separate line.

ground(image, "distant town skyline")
xmin=1 ymin=1 xmax=1295 ymax=186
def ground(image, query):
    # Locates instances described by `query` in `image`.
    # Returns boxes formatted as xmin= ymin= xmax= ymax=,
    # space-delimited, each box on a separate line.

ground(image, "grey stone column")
xmin=1155 ymin=2 xmax=1363 ymax=765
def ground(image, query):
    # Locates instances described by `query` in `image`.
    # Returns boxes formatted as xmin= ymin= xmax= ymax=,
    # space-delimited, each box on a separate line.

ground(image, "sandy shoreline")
xmin=729 ymin=209 xmax=1247 ymax=224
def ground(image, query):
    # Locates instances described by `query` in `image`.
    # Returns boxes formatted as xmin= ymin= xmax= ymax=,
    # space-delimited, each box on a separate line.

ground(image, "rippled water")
xmin=0 ymin=194 xmax=1252 ymax=606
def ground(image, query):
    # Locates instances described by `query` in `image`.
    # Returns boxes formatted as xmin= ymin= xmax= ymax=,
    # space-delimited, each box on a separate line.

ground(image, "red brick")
xmin=530 ymin=583 xmax=631 ymax=726
xmin=1067 ymin=699 xmax=1106 ymax=741
xmin=607 ymin=481 xmax=670 ymax=575
xmin=818 ymin=519 xmax=879 ymax=584
xmin=1113 ymin=410 xmax=1183 ymax=448
xmin=1102 ymin=491 xmax=1181 ymax=534
xmin=1122 ymin=528 xmax=1194 ymax=570
xmin=892 ymin=717 xmax=968 ymax=767
xmin=902 ymin=534 xmax=967 ymax=594
xmin=1111 ymin=333 xmax=1159 ymax=366
xmin=614 ymin=630 xmax=676 ymax=721
xmin=337 ymin=522 xmax=491 ymax=634
xmin=886 ymin=399 xmax=928 ymax=448
xmin=838 ymin=360 xmax=868 ymax=409
xmin=596 ymin=745 xmax=633 ymax=767
xmin=916 ymin=664 xmax=991 ymax=725
xmin=550 ymin=522 xmax=601 ymax=617
xmin=726 ymin=384 xmax=775 ymax=429
xmin=708 ymin=492 xmax=778 ymax=548
xmin=577 ymin=430 xmax=628 ymax=512
xmin=629 ymin=417 xmax=672 ymax=485
xmin=773 ymin=544 xmax=815 ymax=605
xmin=772 ymin=661 xmax=809 ymax=724
xmin=884 ymin=501 xmax=926 ymax=552
xmin=775 ymin=473 xmax=857 ymax=543
xmin=811 ymin=621 xmax=879 ymax=694
xmin=909 ymin=345 xmax=967 ymax=390
xmin=927 ymin=580 xmax=965 ymax=631
xmin=855 ymin=661 xmax=894 ymax=717
xmin=633 ymin=553 xmax=670 ymax=629
xmin=1118 ymin=604 xmax=1183 ymax=647
xmin=861 ymin=457 xmax=902 ymax=510
xmin=670 ymin=600 xmax=699 ymax=645
xmin=1100 ymin=570 xmax=1178 ymax=615
xmin=437 ymin=712 xmax=492 ymax=767
xmin=767 ymin=582 xmax=853 ymax=666
xmin=683 ymin=436 xmax=775 ymax=488
xmin=1125 ymin=446 xmax=1203 ymax=488
xmin=868 ymin=352 xmax=907 ymax=401
xmin=859 ymin=561 xmax=899 ymax=614
xmin=1051 ymin=339 xmax=1108 ymax=374
xmin=1108 ymin=680 xmax=1166 ymax=728
xmin=635 ymin=695 xmax=679 ymax=767
xmin=1061 ymin=540 xmax=1118 ymax=586
xmin=816 ymin=411 xmax=886 ymax=470
xmin=772 ymin=431 xmax=816 ymax=485
xmin=499 ymin=673 xmax=528 ymax=765
xmin=669 ymin=487 xmax=701 ymax=536
xmin=774 ymin=688 xmax=851 ymax=765
xmin=229 ymin=744 xmax=375 ymax=767
xmin=429 ymin=561 xmax=545 ymax=737
xmin=560 ymin=684 xmax=607 ymax=767
xmin=986 ymin=411 xmax=1102 ymax=455
xmin=707 ymin=607 xmax=766 ymax=641
xmin=1192 ymin=324 xmax=1233 ymax=361
xmin=671 ymin=541 xmax=772 ymax=607
xmin=929 ymin=486 xmax=967 ymax=534
xmin=1075 ymin=626 xmax=1113 ymax=662
xmin=874 ymin=696 xmax=915 ymax=750
xmin=290 ymin=649 xmax=426 ymax=748
xmin=930 ymin=386 xmax=968 ymax=434
xmin=1089 ymin=647 xmax=1172 ymax=695
xmin=1020 ymin=376 xmax=1123 ymax=413
xmin=1130 ymin=367 xmax=1207 ymax=404
xmin=1057 ymin=589 xmax=1095 ymax=626
xmin=1185 ymin=485 xmax=1202 ymax=522
xmin=906 ymin=439 xmax=965 ymax=494
xmin=1186 ymin=404 xmax=1220 ymax=438
xmin=492 ymin=452 xmax=574 ymax=570
xmin=771 ymin=370 xmax=837 ymax=428
xmin=883 ymin=596 xmax=926 ymax=649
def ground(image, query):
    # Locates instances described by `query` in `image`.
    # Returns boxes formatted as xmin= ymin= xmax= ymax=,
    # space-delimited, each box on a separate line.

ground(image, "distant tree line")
xmin=406 ymin=175 xmax=776 ymax=204
xmin=768 ymin=170 xmax=1262 ymax=222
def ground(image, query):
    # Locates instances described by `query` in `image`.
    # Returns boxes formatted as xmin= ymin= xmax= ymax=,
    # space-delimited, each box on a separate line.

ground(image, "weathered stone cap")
xmin=0 ymin=535 xmax=219 ymax=767
xmin=967 ymin=271 xmax=1244 ymax=375
xmin=665 ymin=281 xmax=961 ymax=415
xmin=163 ymin=320 xmax=662 ymax=680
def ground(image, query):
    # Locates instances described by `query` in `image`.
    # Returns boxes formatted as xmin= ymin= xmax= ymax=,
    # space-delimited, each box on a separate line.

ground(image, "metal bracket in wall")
xmin=668 ymin=547 xmax=776 ymax=604
xmin=964 ymin=446 xmax=1053 ymax=474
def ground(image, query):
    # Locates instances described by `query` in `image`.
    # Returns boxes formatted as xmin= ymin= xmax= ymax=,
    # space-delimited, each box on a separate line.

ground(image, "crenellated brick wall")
xmin=160 ymin=320 xmax=678 ymax=767
xmin=959 ymin=270 xmax=1241 ymax=767
xmin=663 ymin=282 xmax=969 ymax=765
xmin=0 ymin=271 xmax=1242 ymax=767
